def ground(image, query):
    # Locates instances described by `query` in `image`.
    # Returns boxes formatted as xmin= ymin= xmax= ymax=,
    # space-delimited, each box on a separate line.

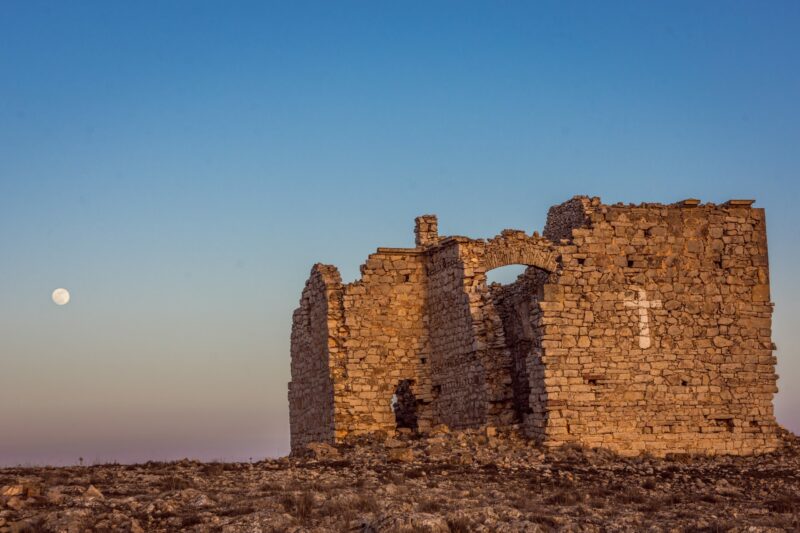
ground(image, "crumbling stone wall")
xmin=289 ymin=197 xmax=780 ymax=456
xmin=336 ymin=248 xmax=432 ymax=439
xmin=288 ymin=264 xmax=341 ymax=449
xmin=426 ymin=239 xmax=487 ymax=429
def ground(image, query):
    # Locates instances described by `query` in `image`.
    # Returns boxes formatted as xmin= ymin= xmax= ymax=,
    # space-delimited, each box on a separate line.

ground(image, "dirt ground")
xmin=1 ymin=428 xmax=798 ymax=532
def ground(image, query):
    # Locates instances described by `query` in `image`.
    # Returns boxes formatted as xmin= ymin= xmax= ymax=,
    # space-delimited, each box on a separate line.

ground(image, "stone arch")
xmin=482 ymin=232 xmax=559 ymax=274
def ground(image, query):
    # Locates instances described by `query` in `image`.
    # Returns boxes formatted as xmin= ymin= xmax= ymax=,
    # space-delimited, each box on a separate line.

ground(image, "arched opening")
xmin=484 ymin=265 xmax=550 ymax=425
xmin=391 ymin=379 xmax=418 ymax=431
xmin=486 ymin=264 xmax=528 ymax=286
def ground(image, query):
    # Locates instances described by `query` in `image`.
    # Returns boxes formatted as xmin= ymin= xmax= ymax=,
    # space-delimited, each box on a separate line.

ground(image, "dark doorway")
xmin=392 ymin=379 xmax=418 ymax=431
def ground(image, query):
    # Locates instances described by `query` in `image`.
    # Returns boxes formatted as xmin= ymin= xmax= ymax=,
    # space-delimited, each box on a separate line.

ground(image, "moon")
xmin=52 ymin=288 xmax=71 ymax=306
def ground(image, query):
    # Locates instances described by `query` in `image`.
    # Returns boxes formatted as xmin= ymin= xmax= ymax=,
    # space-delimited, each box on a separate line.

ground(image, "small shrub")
xmin=545 ymin=489 xmax=580 ymax=506
xmin=660 ymin=492 xmax=683 ymax=506
xmin=616 ymin=487 xmax=646 ymax=504
xmin=698 ymin=492 xmax=720 ymax=504
xmin=529 ymin=513 xmax=558 ymax=528
xmin=685 ymin=521 xmax=735 ymax=533
xmin=357 ymin=494 xmax=380 ymax=513
xmin=514 ymin=497 xmax=549 ymax=514
xmin=405 ymin=468 xmax=426 ymax=479
xmin=640 ymin=498 xmax=662 ymax=514
xmin=180 ymin=514 xmax=205 ymax=527
xmin=218 ymin=504 xmax=257 ymax=517
xmin=766 ymin=492 xmax=800 ymax=513
xmin=323 ymin=493 xmax=379 ymax=515
xmin=383 ymin=472 xmax=404 ymax=485
xmin=447 ymin=517 xmax=471 ymax=532
xmin=417 ymin=498 xmax=442 ymax=513
xmin=589 ymin=496 xmax=606 ymax=509
xmin=160 ymin=475 xmax=193 ymax=491
xmin=280 ymin=491 xmax=315 ymax=522
xmin=556 ymin=443 xmax=588 ymax=465
xmin=324 ymin=459 xmax=353 ymax=469
xmin=261 ymin=481 xmax=283 ymax=493
xmin=320 ymin=495 xmax=373 ymax=523
xmin=202 ymin=463 xmax=224 ymax=476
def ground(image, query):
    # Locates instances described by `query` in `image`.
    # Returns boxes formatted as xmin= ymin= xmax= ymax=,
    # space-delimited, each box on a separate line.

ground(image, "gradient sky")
xmin=1 ymin=1 xmax=798 ymax=466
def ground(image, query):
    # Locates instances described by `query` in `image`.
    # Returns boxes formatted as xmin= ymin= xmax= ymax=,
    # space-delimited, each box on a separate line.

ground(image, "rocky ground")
xmin=1 ymin=428 xmax=799 ymax=533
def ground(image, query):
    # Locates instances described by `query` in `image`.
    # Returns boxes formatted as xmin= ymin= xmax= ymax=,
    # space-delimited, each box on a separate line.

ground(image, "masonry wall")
xmin=537 ymin=198 xmax=779 ymax=455
xmin=288 ymin=264 xmax=341 ymax=449
xmin=426 ymin=240 xmax=488 ymax=429
xmin=335 ymin=249 xmax=432 ymax=440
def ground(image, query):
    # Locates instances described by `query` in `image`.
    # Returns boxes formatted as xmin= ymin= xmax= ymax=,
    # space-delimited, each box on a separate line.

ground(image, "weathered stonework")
xmin=289 ymin=196 xmax=780 ymax=456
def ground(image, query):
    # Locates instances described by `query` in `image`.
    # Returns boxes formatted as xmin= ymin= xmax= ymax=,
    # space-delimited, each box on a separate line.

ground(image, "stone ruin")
xmin=288 ymin=196 xmax=780 ymax=456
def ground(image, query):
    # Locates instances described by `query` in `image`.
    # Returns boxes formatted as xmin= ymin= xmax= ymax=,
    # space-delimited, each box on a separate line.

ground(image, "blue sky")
xmin=1 ymin=1 xmax=798 ymax=465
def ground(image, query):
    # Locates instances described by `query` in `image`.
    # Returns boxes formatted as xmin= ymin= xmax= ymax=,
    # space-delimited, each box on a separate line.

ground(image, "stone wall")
xmin=426 ymin=239 xmax=489 ymax=430
xmin=536 ymin=197 xmax=779 ymax=455
xmin=289 ymin=196 xmax=780 ymax=456
xmin=288 ymin=264 xmax=341 ymax=449
xmin=336 ymin=248 xmax=432 ymax=439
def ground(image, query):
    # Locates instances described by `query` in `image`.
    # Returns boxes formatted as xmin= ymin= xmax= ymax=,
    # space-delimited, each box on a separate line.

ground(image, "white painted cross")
xmin=624 ymin=286 xmax=661 ymax=349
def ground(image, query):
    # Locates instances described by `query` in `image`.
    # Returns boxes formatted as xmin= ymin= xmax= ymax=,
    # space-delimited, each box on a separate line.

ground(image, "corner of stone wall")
xmin=288 ymin=263 xmax=345 ymax=452
xmin=310 ymin=263 xmax=343 ymax=287
xmin=543 ymin=196 xmax=600 ymax=243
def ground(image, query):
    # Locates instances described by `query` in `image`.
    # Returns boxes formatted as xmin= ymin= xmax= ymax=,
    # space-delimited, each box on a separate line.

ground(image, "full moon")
xmin=52 ymin=288 xmax=70 ymax=306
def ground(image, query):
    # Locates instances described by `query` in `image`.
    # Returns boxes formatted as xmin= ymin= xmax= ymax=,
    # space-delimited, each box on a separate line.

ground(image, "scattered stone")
xmin=304 ymin=442 xmax=339 ymax=460
xmin=6 ymin=519 xmax=36 ymax=533
xmin=83 ymin=485 xmax=104 ymax=500
xmin=4 ymin=497 xmax=23 ymax=511
xmin=386 ymin=447 xmax=414 ymax=463
xmin=0 ymin=486 xmax=23 ymax=498
xmin=44 ymin=488 xmax=64 ymax=505
xmin=369 ymin=511 xmax=449 ymax=532
xmin=0 ymin=428 xmax=796 ymax=531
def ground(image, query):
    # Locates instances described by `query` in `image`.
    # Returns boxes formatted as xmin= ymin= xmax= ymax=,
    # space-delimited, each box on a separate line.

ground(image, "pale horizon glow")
xmin=1 ymin=1 xmax=799 ymax=466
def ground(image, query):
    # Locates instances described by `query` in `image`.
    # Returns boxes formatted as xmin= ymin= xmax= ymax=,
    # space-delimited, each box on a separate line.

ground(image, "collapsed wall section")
xmin=538 ymin=197 xmax=780 ymax=455
xmin=288 ymin=264 xmax=343 ymax=451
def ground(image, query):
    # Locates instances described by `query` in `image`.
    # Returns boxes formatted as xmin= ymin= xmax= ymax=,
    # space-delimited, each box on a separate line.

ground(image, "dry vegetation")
xmin=1 ymin=428 xmax=798 ymax=532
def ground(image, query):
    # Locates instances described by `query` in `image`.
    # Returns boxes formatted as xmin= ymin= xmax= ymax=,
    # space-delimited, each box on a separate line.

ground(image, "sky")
xmin=1 ymin=1 xmax=798 ymax=466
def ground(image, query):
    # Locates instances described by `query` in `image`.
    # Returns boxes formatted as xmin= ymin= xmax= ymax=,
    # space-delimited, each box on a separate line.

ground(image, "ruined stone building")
xmin=288 ymin=196 xmax=780 ymax=456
